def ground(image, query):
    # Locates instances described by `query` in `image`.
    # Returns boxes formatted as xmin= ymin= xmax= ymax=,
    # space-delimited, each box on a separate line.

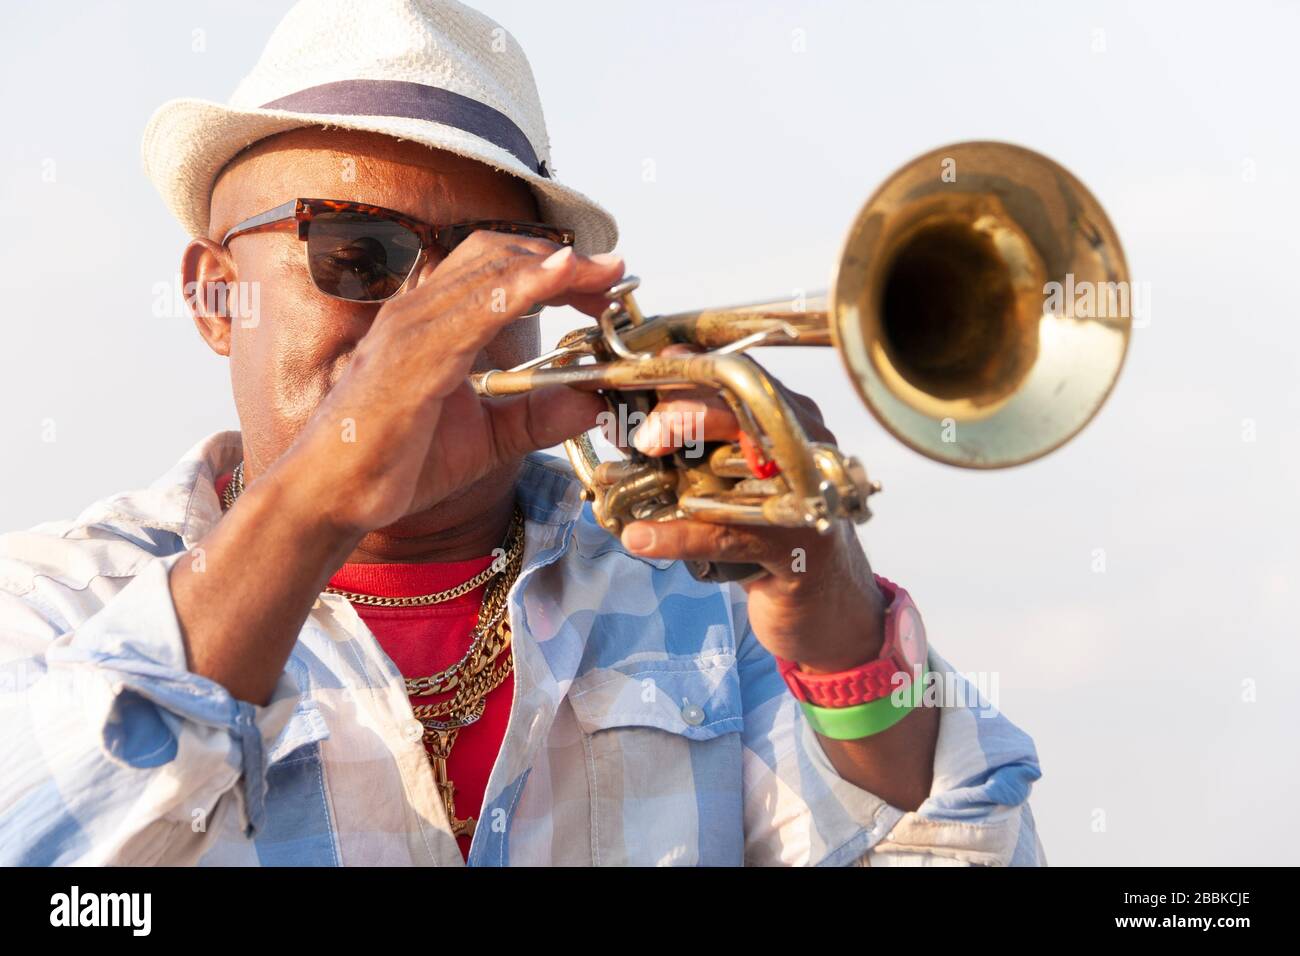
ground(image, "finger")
xmin=532 ymin=250 xmax=628 ymax=318
xmin=549 ymin=252 xmax=625 ymax=293
xmin=631 ymin=398 xmax=739 ymax=456
xmin=413 ymin=230 xmax=560 ymax=289
xmin=538 ymin=290 xmax=623 ymax=319
xmin=466 ymin=237 xmax=624 ymax=310
xmin=483 ymin=384 xmax=606 ymax=461
xmin=434 ymin=234 xmax=626 ymax=304
xmin=415 ymin=244 xmax=623 ymax=362
xmin=423 ymin=230 xmax=624 ymax=313
xmin=657 ymin=345 xmax=835 ymax=445
xmin=470 ymin=246 xmax=622 ymax=324
xmin=627 ymin=342 xmax=737 ymax=454
xmin=619 ymin=518 xmax=804 ymax=572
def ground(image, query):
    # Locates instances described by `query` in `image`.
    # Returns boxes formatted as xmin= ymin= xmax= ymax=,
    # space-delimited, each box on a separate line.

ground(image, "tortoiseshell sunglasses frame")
xmin=219 ymin=197 xmax=576 ymax=302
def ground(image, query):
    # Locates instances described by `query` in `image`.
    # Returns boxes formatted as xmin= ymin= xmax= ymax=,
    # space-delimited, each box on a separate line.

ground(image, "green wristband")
xmin=799 ymin=671 xmax=926 ymax=740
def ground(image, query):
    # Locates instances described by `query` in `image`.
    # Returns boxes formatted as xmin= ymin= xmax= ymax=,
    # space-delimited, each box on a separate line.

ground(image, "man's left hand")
xmin=616 ymin=357 xmax=887 ymax=675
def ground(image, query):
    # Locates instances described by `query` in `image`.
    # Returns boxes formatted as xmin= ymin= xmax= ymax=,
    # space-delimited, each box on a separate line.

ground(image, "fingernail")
xmin=590 ymin=252 xmax=623 ymax=267
xmin=541 ymin=246 xmax=574 ymax=270
xmin=622 ymin=523 xmax=655 ymax=552
xmin=633 ymin=414 xmax=661 ymax=453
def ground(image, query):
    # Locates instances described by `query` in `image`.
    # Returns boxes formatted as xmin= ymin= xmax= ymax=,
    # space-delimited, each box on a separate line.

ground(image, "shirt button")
xmin=680 ymin=700 xmax=705 ymax=726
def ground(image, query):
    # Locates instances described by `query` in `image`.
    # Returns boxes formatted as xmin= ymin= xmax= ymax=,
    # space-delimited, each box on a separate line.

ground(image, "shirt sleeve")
xmin=729 ymin=582 xmax=1047 ymax=867
xmin=0 ymin=551 xmax=324 ymax=866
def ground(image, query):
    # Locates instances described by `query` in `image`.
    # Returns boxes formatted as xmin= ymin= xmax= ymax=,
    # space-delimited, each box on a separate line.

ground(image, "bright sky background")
xmin=2 ymin=0 xmax=1296 ymax=865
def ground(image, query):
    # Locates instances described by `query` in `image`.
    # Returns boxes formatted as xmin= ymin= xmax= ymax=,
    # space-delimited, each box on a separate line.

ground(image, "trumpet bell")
xmin=830 ymin=141 xmax=1131 ymax=468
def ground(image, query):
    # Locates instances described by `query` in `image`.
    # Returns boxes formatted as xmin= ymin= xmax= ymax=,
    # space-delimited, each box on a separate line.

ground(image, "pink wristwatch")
xmin=775 ymin=576 xmax=928 ymax=708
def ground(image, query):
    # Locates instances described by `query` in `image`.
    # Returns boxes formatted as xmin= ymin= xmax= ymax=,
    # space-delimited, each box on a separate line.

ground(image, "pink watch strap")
xmin=775 ymin=575 xmax=917 ymax=708
xmin=777 ymin=655 xmax=900 ymax=705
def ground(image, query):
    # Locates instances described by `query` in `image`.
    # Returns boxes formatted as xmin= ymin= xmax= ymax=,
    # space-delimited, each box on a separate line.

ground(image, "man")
xmin=0 ymin=0 xmax=1045 ymax=866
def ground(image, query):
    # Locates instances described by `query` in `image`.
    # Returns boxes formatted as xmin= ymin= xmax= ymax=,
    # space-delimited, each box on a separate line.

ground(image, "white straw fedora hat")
xmin=141 ymin=0 xmax=617 ymax=255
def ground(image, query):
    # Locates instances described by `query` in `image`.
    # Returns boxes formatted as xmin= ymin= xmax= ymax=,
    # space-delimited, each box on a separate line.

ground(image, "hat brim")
xmin=141 ymin=97 xmax=618 ymax=256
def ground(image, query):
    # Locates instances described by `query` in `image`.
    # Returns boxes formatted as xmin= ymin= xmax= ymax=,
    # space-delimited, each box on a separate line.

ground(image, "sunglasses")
xmin=220 ymin=198 xmax=576 ymax=303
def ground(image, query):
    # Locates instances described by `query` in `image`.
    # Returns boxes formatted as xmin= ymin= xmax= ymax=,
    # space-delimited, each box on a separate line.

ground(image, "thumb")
xmin=484 ymin=385 xmax=605 ymax=461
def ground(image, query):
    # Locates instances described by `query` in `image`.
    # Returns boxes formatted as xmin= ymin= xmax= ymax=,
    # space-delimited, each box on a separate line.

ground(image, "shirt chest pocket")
xmin=567 ymin=654 xmax=746 ymax=866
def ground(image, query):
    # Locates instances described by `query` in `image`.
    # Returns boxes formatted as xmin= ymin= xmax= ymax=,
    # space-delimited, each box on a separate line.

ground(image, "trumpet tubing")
xmin=471 ymin=141 xmax=1130 ymax=582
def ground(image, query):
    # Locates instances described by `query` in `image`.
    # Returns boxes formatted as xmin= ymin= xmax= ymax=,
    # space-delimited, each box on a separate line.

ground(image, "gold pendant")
xmin=434 ymin=756 xmax=476 ymax=839
xmin=423 ymin=725 xmax=476 ymax=839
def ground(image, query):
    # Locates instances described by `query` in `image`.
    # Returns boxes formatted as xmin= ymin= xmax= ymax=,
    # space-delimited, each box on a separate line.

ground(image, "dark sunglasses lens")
xmin=306 ymin=213 xmax=422 ymax=301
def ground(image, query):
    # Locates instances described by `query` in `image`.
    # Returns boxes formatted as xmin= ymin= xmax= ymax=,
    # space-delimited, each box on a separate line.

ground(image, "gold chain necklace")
xmin=409 ymin=539 xmax=520 ymax=839
xmin=219 ymin=458 xmax=524 ymax=839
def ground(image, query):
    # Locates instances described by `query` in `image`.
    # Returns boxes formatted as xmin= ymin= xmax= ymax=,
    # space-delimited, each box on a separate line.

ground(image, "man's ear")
xmin=182 ymin=238 xmax=237 ymax=356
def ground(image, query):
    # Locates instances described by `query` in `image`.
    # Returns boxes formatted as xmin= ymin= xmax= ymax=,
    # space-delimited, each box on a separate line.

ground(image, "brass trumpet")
xmin=472 ymin=142 xmax=1130 ymax=581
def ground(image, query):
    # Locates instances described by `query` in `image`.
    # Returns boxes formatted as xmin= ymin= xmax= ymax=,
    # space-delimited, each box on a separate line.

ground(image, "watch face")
xmin=894 ymin=603 xmax=927 ymax=674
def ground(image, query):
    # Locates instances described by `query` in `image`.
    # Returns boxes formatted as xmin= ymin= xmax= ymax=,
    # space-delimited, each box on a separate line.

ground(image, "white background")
xmin=2 ymin=1 xmax=1296 ymax=864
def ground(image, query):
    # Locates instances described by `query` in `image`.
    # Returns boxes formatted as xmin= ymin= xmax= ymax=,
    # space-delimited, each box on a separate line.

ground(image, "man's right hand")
xmin=171 ymin=231 xmax=624 ymax=705
xmin=281 ymin=231 xmax=625 ymax=536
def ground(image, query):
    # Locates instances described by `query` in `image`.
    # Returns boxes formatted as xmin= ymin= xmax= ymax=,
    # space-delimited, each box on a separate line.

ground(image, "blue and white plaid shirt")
xmin=0 ymin=431 xmax=1046 ymax=866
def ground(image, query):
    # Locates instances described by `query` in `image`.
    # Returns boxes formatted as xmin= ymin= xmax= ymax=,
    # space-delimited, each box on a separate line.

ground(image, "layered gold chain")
xmin=219 ymin=459 xmax=524 ymax=839
xmin=408 ymin=533 xmax=521 ymax=840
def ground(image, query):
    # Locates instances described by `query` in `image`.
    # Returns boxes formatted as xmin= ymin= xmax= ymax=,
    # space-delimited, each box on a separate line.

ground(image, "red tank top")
xmin=215 ymin=470 xmax=513 ymax=862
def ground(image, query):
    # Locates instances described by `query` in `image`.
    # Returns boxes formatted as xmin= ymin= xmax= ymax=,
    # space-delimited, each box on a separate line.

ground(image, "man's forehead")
xmin=209 ymin=127 xmax=535 ymax=236
xmin=213 ymin=128 xmax=498 ymax=197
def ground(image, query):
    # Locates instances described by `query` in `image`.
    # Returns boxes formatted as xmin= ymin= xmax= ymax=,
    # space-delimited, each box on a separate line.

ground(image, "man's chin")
xmin=355 ymin=471 xmax=511 ymax=545
xmin=345 ymin=460 xmax=525 ymax=560
xmin=371 ymin=496 xmax=464 ymax=540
